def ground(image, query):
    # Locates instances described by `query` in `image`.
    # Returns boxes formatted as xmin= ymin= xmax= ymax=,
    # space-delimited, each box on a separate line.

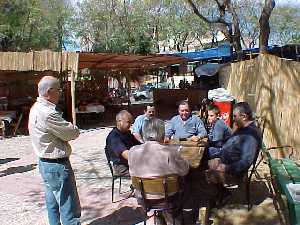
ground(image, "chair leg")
xmin=112 ymin=178 xmax=115 ymax=202
xmin=144 ymin=211 xmax=147 ymax=225
xmin=119 ymin=177 xmax=122 ymax=194
xmin=246 ymin=182 xmax=251 ymax=210
xmin=153 ymin=211 xmax=158 ymax=225
xmin=173 ymin=212 xmax=175 ymax=225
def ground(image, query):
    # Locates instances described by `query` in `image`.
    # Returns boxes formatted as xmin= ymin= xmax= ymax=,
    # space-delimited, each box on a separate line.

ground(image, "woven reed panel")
xmin=0 ymin=51 xmax=78 ymax=73
xmin=256 ymin=55 xmax=300 ymax=158
xmin=226 ymin=58 xmax=259 ymax=109
xmin=0 ymin=52 xmax=33 ymax=71
xmin=221 ymin=54 xmax=300 ymax=159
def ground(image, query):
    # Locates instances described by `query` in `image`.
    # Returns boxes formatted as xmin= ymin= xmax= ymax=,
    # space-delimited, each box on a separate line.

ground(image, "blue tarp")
xmin=174 ymin=44 xmax=232 ymax=60
xmin=172 ymin=45 xmax=279 ymax=61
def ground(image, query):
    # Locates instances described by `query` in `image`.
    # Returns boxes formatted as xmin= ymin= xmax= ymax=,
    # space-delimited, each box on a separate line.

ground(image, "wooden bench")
xmin=262 ymin=146 xmax=300 ymax=225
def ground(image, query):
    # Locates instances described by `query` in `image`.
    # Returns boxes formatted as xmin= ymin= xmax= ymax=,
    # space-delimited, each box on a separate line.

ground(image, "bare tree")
xmin=259 ymin=0 xmax=275 ymax=53
xmin=187 ymin=0 xmax=276 ymax=54
xmin=186 ymin=0 xmax=242 ymax=53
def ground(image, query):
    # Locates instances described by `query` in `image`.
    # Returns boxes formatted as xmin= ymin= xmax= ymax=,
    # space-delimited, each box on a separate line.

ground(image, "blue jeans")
xmin=208 ymin=147 xmax=222 ymax=159
xmin=39 ymin=159 xmax=81 ymax=225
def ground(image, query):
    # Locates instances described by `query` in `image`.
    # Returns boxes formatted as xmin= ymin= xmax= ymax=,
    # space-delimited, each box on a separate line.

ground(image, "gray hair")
xmin=116 ymin=110 xmax=132 ymax=122
xmin=233 ymin=102 xmax=254 ymax=121
xmin=142 ymin=118 xmax=165 ymax=142
xmin=38 ymin=76 xmax=59 ymax=97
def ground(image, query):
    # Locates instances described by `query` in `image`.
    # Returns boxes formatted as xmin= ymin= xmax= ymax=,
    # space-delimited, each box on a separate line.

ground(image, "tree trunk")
xmin=259 ymin=0 xmax=275 ymax=53
xmin=186 ymin=0 xmax=242 ymax=55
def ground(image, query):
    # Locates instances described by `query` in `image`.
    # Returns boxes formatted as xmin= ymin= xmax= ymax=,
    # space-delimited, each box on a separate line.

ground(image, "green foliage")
xmin=0 ymin=0 xmax=74 ymax=51
xmin=1 ymin=0 xmax=298 ymax=53
xmin=75 ymin=0 xmax=208 ymax=53
xmin=270 ymin=5 xmax=300 ymax=45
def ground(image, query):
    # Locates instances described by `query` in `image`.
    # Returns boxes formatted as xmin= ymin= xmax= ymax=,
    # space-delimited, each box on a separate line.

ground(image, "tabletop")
xmin=170 ymin=138 xmax=208 ymax=168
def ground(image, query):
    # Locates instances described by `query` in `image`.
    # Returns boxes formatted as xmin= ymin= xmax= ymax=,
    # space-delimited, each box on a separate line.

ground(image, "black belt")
xmin=40 ymin=157 xmax=69 ymax=163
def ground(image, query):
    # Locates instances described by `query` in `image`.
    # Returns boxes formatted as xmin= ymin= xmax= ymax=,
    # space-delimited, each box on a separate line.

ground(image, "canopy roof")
xmin=0 ymin=50 xmax=187 ymax=78
xmin=78 ymin=53 xmax=186 ymax=70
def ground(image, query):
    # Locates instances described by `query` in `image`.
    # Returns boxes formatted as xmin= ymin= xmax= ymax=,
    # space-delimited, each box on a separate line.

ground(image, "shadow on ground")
xmin=0 ymin=163 xmax=37 ymax=177
xmin=89 ymin=206 xmax=145 ymax=225
xmin=212 ymin=180 xmax=280 ymax=225
xmin=0 ymin=157 xmax=20 ymax=165
xmin=228 ymin=180 xmax=271 ymax=205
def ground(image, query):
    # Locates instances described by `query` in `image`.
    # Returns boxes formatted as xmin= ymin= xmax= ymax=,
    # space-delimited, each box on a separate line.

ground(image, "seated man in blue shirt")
xmin=207 ymin=102 xmax=262 ymax=181
xmin=207 ymin=104 xmax=232 ymax=151
xmin=132 ymin=104 xmax=155 ymax=143
xmin=165 ymin=100 xmax=207 ymax=142
xmin=105 ymin=110 xmax=140 ymax=176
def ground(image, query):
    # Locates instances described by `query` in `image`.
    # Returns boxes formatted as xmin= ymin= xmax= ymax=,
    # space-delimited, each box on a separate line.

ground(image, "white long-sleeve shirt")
xmin=128 ymin=141 xmax=189 ymax=178
xmin=28 ymin=97 xmax=80 ymax=159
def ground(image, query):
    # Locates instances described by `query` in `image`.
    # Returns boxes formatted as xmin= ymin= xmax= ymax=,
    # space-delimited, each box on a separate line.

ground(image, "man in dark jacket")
xmin=207 ymin=102 xmax=262 ymax=181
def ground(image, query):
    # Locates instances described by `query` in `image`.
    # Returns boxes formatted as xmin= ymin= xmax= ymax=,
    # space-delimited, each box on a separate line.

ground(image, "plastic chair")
xmin=104 ymin=147 xmax=131 ymax=202
xmin=206 ymin=145 xmax=261 ymax=211
xmin=131 ymin=176 xmax=182 ymax=225
xmin=245 ymin=146 xmax=261 ymax=210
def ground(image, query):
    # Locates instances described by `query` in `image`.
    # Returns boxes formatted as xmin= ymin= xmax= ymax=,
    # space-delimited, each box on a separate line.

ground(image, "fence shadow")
xmin=0 ymin=157 xmax=20 ymax=165
xmin=0 ymin=163 xmax=37 ymax=177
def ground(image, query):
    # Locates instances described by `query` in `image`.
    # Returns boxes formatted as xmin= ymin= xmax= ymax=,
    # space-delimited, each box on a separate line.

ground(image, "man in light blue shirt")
xmin=165 ymin=101 xmax=207 ymax=142
xmin=132 ymin=104 xmax=156 ymax=143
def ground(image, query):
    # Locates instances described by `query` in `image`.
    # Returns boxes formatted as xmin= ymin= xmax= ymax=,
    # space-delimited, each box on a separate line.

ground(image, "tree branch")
xmin=259 ymin=0 xmax=275 ymax=53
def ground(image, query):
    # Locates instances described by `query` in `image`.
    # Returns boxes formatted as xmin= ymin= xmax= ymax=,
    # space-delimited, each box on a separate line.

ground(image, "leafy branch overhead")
xmin=0 ymin=0 xmax=298 ymax=53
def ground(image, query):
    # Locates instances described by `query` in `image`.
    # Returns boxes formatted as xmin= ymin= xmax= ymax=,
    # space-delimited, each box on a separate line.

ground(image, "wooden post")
xmin=70 ymin=70 xmax=76 ymax=125
xmin=126 ymin=76 xmax=131 ymax=107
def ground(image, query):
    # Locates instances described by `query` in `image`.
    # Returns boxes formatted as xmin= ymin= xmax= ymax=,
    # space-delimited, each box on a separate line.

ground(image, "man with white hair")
xmin=28 ymin=76 xmax=81 ymax=225
xmin=129 ymin=118 xmax=189 ymax=225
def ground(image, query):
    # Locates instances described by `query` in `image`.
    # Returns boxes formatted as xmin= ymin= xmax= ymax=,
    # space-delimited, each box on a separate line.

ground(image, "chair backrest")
xmin=132 ymin=176 xmax=181 ymax=211
xmin=104 ymin=147 xmax=114 ymax=176
xmin=255 ymin=116 xmax=266 ymax=138
xmin=132 ymin=176 xmax=179 ymax=196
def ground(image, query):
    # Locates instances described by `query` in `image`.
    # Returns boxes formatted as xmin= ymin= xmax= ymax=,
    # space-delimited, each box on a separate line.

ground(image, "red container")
xmin=213 ymin=101 xmax=233 ymax=127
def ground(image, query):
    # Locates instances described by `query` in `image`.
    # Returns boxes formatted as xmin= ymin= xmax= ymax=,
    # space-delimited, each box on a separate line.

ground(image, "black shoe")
xmin=130 ymin=184 xmax=134 ymax=191
xmin=216 ymin=188 xmax=232 ymax=208
xmin=154 ymin=211 xmax=167 ymax=225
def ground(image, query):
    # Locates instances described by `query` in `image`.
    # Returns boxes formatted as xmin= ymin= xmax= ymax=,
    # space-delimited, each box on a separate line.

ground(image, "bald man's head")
xmin=38 ymin=76 xmax=60 ymax=104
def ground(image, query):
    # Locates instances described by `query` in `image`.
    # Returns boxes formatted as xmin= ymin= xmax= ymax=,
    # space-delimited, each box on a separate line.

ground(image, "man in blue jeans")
xmin=29 ymin=76 xmax=81 ymax=225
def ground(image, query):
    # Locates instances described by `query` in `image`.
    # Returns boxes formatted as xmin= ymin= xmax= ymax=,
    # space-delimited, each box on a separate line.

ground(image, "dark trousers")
xmin=113 ymin=164 xmax=130 ymax=176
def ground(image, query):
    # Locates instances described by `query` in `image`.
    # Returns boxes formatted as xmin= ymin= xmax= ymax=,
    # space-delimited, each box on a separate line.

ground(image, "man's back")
xmin=129 ymin=141 xmax=189 ymax=178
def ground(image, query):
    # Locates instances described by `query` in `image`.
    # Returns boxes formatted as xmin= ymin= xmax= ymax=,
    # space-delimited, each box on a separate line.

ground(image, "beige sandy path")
xmin=0 ymin=128 xmax=282 ymax=225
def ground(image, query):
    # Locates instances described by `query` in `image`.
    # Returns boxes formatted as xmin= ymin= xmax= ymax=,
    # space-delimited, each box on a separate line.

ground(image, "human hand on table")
xmin=216 ymin=163 xmax=226 ymax=173
xmin=190 ymin=135 xmax=200 ymax=142
xmin=164 ymin=137 xmax=170 ymax=144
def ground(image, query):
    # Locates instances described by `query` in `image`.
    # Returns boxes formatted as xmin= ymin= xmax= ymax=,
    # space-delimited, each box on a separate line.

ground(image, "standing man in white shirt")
xmin=28 ymin=76 xmax=81 ymax=225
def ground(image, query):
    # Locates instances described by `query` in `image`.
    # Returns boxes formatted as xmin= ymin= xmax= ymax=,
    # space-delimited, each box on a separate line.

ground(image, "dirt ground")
xmin=0 ymin=126 xmax=283 ymax=225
